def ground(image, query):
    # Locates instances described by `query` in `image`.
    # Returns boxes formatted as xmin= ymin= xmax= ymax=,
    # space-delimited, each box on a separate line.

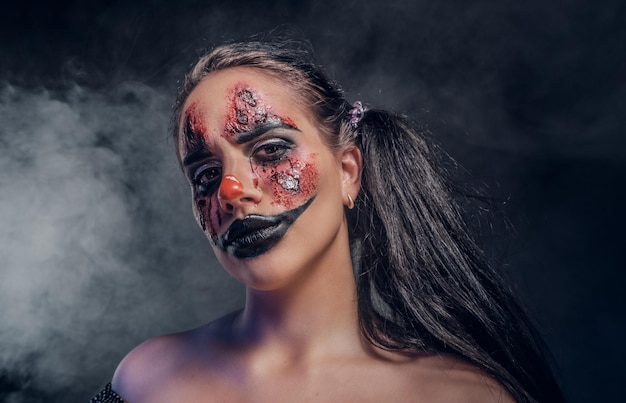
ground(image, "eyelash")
xmin=192 ymin=164 xmax=222 ymax=195
xmin=251 ymin=139 xmax=294 ymax=165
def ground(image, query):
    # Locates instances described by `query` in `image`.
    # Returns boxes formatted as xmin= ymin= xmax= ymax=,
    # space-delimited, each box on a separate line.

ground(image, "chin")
xmin=213 ymin=238 xmax=308 ymax=291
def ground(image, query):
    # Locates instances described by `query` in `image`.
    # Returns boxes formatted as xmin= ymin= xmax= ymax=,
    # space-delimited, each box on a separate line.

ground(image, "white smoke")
xmin=0 ymin=83 xmax=243 ymax=400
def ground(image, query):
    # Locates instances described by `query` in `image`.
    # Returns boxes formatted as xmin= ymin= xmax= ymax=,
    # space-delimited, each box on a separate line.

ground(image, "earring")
xmin=347 ymin=194 xmax=355 ymax=210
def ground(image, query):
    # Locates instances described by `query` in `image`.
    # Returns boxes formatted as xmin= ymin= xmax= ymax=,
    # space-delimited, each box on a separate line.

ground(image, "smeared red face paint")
xmin=195 ymin=193 xmax=221 ymax=243
xmin=183 ymin=101 xmax=208 ymax=155
xmin=222 ymin=84 xmax=297 ymax=138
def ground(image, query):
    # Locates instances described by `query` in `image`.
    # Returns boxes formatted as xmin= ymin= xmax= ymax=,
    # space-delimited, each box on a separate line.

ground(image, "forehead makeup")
xmin=224 ymin=82 xmax=298 ymax=139
xmin=181 ymin=101 xmax=208 ymax=156
xmin=180 ymin=81 xmax=299 ymax=164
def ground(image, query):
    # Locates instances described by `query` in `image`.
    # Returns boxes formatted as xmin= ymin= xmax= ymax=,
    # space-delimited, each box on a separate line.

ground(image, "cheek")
xmin=194 ymin=194 xmax=221 ymax=243
xmin=254 ymin=152 xmax=319 ymax=209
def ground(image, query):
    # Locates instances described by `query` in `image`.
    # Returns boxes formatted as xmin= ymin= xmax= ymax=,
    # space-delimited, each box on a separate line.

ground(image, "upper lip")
xmin=220 ymin=214 xmax=281 ymax=247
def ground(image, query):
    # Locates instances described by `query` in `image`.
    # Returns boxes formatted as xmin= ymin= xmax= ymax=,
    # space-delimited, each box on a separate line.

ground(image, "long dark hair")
xmin=172 ymin=38 xmax=564 ymax=403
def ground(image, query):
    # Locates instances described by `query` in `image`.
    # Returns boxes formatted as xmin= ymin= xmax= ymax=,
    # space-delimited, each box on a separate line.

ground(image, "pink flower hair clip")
xmin=348 ymin=101 xmax=367 ymax=128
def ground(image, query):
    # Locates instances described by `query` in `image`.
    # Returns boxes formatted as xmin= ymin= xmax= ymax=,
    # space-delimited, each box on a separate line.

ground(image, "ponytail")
xmin=349 ymin=109 xmax=563 ymax=402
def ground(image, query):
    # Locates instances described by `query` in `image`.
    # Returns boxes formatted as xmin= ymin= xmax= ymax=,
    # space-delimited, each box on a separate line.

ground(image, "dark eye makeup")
xmin=186 ymin=129 xmax=298 ymax=195
xmin=250 ymin=138 xmax=295 ymax=166
xmin=192 ymin=163 xmax=222 ymax=195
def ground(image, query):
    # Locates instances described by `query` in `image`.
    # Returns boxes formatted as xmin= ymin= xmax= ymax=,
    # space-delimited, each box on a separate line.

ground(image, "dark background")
xmin=1 ymin=0 xmax=624 ymax=401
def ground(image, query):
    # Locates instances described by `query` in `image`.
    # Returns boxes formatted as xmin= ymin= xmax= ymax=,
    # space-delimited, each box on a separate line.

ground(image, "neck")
xmin=234 ymin=236 xmax=362 ymax=362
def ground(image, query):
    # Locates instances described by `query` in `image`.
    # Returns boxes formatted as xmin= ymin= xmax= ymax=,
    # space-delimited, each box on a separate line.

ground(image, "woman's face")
xmin=177 ymin=67 xmax=351 ymax=290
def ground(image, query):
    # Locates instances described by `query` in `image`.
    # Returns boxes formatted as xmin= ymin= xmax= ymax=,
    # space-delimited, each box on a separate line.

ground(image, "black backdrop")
xmin=1 ymin=0 xmax=624 ymax=401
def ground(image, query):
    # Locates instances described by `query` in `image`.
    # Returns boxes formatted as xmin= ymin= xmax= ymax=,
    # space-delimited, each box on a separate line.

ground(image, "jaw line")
xmin=216 ymin=196 xmax=316 ymax=258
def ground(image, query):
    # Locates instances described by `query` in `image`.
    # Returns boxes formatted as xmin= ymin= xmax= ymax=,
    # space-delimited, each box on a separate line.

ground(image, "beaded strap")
xmin=89 ymin=382 xmax=127 ymax=403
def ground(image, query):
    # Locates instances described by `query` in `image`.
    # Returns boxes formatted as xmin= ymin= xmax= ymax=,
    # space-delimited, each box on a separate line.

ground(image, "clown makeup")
xmin=180 ymin=83 xmax=319 ymax=256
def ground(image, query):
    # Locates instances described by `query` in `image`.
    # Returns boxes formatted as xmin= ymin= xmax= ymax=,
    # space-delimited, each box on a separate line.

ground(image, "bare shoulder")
xmin=402 ymin=354 xmax=515 ymax=403
xmin=111 ymin=331 xmax=192 ymax=402
xmin=111 ymin=311 xmax=239 ymax=402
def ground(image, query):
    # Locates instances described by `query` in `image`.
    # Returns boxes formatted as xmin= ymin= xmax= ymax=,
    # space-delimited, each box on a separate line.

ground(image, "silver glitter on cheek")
xmin=276 ymin=160 xmax=304 ymax=192
xmin=278 ymin=174 xmax=300 ymax=192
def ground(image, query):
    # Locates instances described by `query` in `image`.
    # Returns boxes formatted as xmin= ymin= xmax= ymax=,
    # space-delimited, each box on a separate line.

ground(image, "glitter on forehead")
xmin=239 ymin=88 xmax=256 ymax=106
xmin=223 ymin=83 xmax=288 ymax=137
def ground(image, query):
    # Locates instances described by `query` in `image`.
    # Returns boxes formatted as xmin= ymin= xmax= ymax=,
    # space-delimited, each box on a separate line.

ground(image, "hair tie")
xmin=348 ymin=101 xmax=367 ymax=128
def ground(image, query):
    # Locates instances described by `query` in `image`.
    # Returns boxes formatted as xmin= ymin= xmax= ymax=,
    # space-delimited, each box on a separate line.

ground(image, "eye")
xmin=251 ymin=139 xmax=294 ymax=165
xmin=192 ymin=163 xmax=222 ymax=195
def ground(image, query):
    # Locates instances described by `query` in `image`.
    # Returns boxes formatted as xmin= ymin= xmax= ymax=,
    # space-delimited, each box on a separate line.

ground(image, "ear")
xmin=340 ymin=145 xmax=362 ymax=208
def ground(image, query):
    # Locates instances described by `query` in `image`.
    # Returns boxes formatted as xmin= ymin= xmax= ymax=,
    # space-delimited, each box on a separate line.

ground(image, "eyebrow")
xmin=234 ymin=122 xmax=300 ymax=144
xmin=182 ymin=122 xmax=300 ymax=167
xmin=182 ymin=149 xmax=213 ymax=167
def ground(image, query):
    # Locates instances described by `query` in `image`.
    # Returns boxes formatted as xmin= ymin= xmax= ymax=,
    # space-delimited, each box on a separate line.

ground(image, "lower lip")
xmin=217 ymin=197 xmax=315 ymax=259
xmin=225 ymin=222 xmax=288 ymax=258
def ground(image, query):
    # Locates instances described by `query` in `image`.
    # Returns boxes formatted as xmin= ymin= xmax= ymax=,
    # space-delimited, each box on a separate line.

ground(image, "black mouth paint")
xmin=217 ymin=197 xmax=315 ymax=258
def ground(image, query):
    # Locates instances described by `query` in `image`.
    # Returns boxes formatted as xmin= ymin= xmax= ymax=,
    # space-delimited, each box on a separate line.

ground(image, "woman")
xmin=91 ymin=39 xmax=564 ymax=402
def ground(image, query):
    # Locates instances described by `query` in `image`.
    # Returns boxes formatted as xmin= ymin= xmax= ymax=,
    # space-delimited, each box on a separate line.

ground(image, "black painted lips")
xmin=216 ymin=197 xmax=315 ymax=258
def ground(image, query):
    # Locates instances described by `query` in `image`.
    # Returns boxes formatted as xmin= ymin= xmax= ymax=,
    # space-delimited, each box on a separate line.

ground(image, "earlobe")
xmin=340 ymin=146 xmax=362 ymax=207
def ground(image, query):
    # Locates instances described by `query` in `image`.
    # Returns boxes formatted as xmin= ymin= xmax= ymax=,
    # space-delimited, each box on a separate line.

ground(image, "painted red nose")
xmin=218 ymin=174 xmax=244 ymax=200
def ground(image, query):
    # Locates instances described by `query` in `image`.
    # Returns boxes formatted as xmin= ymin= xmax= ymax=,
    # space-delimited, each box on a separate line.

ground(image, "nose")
xmin=218 ymin=173 xmax=261 ymax=213
xmin=219 ymin=175 xmax=244 ymax=200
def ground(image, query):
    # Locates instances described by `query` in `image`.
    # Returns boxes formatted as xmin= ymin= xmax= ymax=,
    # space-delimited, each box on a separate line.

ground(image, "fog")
xmin=1 ymin=0 xmax=624 ymax=401
xmin=0 ymin=83 xmax=243 ymax=401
